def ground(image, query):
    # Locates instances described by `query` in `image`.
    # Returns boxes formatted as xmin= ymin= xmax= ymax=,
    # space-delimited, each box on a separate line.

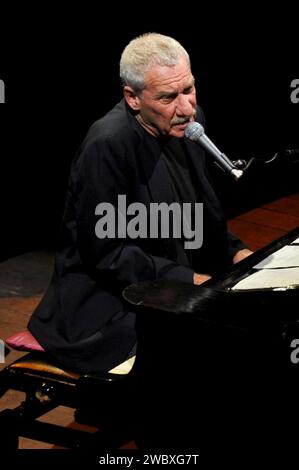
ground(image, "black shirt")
xmin=160 ymin=137 xmax=199 ymax=205
xmin=160 ymin=137 xmax=199 ymax=266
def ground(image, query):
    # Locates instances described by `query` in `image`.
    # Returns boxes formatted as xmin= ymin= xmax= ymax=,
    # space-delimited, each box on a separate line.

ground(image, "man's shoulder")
xmin=195 ymin=105 xmax=205 ymax=127
xmin=85 ymin=100 xmax=136 ymax=146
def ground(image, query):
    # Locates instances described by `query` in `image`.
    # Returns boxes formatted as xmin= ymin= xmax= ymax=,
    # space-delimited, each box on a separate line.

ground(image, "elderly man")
xmin=28 ymin=33 xmax=251 ymax=374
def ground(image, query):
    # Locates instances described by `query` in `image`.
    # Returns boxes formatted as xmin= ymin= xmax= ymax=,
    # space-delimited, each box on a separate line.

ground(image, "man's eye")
xmin=160 ymin=96 xmax=175 ymax=103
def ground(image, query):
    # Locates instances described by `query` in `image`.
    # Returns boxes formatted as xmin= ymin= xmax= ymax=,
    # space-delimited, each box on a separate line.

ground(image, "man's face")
xmin=125 ymin=58 xmax=197 ymax=138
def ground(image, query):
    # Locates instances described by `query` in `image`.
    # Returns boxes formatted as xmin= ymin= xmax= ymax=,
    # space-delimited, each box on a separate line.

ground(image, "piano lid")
xmin=123 ymin=226 xmax=299 ymax=329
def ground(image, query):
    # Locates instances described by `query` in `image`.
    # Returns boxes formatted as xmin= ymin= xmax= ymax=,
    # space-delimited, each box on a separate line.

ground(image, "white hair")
xmin=120 ymin=33 xmax=190 ymax=92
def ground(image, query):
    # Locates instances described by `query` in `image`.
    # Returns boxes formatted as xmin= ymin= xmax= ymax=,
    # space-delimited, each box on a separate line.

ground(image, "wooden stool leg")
xmin=0 ymin=409 xmax=19 ymax=451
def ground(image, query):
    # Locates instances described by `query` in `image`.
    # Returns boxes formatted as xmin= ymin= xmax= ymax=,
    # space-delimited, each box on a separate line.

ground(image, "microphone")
xmin=185 ymin=122 xmax=244 ymax=180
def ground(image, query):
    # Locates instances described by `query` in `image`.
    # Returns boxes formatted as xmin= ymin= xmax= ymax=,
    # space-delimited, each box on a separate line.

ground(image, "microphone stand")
xmin=229 ymin=148 xmax=299 ymax=178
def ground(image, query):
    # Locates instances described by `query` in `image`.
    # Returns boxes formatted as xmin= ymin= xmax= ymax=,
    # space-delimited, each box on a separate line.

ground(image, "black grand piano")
xmin=123 ymin=226 xmax=299 ymax=456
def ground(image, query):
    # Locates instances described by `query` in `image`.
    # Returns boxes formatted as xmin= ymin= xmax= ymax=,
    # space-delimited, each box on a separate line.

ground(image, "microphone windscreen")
xmin=185 ymin=122 xmax=204 ymax=140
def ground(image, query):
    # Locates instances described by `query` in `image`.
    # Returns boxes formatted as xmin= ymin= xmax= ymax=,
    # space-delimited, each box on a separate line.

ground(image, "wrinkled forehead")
xmin=143 ymin=58 xmax=194 ymax=92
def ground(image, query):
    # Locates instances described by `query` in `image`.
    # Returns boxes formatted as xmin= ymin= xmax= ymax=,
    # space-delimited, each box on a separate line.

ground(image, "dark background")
xmin=1 ymin=15 xmax=298 ymax=261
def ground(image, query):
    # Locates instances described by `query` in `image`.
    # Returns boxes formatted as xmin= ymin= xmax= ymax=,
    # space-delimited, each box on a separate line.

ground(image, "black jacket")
xmin=28 ymin=100 xmax=245 ymax=373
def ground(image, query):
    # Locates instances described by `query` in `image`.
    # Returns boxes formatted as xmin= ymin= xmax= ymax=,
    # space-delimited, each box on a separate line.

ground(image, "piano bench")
xmin=0 ymin=350 xmax=135 ymax=451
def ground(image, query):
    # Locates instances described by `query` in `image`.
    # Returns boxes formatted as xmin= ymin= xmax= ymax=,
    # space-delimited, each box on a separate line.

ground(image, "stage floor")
xmin=1 ymin=192 xmax=299 ymax=449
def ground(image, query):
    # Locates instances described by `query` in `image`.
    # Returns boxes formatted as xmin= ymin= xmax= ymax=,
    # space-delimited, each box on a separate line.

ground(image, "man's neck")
xmin=135 ymin=114 xmax=159 ymax=138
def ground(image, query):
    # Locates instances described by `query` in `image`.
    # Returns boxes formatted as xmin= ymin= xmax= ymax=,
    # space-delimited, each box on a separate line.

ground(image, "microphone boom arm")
xmin=185 ymin=122 xmax=244 ymax=181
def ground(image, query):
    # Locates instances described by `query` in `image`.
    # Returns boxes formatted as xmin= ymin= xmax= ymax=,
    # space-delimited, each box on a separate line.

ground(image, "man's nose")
xmin=176 ymin=94 xmax=194 ymax=116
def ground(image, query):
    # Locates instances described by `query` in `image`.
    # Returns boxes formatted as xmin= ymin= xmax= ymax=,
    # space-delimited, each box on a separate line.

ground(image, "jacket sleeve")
xmin=74 ymin=133 xmax=194 ymax=286
xmin=227 ymin=230 xmax=248 ymax=261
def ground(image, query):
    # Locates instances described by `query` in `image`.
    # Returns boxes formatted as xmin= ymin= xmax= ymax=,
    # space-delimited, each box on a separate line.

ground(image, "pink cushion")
xmin=5 ymin=330 xmax=45 ymax=352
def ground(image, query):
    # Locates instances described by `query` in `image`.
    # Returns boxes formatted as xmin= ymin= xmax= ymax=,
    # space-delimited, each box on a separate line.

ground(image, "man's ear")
xmin=123 ymin=86 xmax=141 ymax=111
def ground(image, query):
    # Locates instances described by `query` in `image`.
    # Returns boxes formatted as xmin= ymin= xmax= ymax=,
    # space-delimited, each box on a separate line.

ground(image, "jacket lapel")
xmin=129 ymin=110 xmax=174 ymax=206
